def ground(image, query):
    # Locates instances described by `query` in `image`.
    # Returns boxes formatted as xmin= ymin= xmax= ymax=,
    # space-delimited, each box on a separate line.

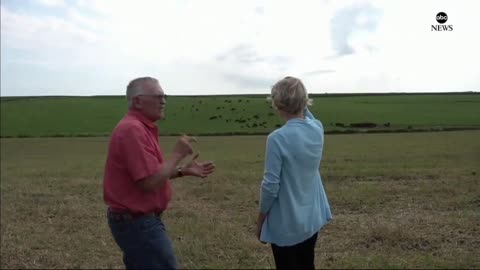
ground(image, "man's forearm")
xmin=141 ymin=154 xmax=183 ymax=191
xmin=169 ymin=164 xmax=186 ymax=180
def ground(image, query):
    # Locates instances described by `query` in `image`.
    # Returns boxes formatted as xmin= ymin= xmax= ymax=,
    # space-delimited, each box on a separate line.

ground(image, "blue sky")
xmin=1 ymin=0 xmax=479 ymax=96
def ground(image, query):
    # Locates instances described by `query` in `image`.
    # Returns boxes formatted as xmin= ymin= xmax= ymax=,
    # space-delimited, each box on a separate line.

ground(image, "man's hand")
xmin=172 ymin=135 xmax=197 ymax=159
xmin=138 ymin=135 xmax=199 ymax=192
xmin=183 ymin=154 xmax=215 ymax=178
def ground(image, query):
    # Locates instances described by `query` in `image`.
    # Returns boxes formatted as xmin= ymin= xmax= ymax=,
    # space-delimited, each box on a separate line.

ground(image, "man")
xmin=103 ymin=77 xmax=215 ymax=269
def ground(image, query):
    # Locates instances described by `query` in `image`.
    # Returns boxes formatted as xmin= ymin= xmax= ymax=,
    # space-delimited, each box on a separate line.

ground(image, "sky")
xmin=1 ymin=0 xmax=479 ymax=96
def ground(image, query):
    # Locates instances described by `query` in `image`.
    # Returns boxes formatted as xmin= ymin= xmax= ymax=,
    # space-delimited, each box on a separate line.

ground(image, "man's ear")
xmin=132 ymin=96 xmax=141 ymax=109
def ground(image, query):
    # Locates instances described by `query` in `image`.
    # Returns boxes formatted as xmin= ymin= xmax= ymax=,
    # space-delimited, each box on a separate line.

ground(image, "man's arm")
xmin=138 ymin=136 xmax=196 ymax=191
xmin=137 ymin=153 xmax=184 ymax=191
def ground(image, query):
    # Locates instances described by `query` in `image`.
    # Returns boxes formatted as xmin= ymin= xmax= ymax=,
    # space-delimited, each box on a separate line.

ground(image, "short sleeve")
xmin=119 ymin=125 xmax=162 ymax=182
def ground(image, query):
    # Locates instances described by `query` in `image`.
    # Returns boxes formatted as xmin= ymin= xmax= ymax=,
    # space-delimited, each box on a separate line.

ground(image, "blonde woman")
xmin=256 ymin=76 xmax=332 ymax=270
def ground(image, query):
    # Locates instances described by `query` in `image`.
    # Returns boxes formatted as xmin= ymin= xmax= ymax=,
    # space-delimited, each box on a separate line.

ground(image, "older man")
xmin=103 ymin=77 xmax=215 ymax=269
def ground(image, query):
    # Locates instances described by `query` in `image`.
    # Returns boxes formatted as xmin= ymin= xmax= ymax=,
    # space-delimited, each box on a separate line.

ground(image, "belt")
xmin=107 ymin=208 xmax=163 ymax=221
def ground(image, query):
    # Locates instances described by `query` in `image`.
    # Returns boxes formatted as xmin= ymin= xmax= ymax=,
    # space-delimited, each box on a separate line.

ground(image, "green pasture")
xmin=1 ymin=94 xmax=479 ymax=137
xmin=1 ymin=131 xmax=479 ymax=268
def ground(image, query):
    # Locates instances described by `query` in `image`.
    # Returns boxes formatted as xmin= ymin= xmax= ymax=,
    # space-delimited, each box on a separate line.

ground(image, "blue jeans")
xmin=108 ymin=214 xmax=177 ymax=269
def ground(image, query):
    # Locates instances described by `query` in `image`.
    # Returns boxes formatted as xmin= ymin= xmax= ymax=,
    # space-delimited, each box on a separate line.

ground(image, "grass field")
xmin=1 ymin=94 xmax=479 ymax=137
xmin=1 ymin=131 xmax=479 ymax=268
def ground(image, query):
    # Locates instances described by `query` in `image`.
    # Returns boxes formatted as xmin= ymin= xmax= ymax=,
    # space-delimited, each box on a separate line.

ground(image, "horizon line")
xmin=1 ymin=91 xmax=479 ymax=98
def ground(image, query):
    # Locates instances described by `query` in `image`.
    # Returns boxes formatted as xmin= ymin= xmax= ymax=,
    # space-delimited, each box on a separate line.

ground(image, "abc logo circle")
xmin=436 ymin=12 xmax=448 ymax=24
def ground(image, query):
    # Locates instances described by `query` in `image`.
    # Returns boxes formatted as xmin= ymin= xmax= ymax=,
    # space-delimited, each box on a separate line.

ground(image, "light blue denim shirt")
xmin=259 ymin=107 xmax=332 ymax=246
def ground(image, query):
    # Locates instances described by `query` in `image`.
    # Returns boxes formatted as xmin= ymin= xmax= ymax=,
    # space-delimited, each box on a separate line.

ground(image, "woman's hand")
xmin=256 ymin=212 xmax=267 ymax=244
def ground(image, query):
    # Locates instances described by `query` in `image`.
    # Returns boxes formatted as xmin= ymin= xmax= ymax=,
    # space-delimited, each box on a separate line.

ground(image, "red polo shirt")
xmin=103 ymin=110 xmax=172 ymax=214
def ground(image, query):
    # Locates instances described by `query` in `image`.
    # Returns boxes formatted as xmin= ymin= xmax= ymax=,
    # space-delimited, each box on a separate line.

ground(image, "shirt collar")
xmin=127 ymin=110 xmax=157 ymax=129
xmin=285 ymin=117 xmax=306 ymax=125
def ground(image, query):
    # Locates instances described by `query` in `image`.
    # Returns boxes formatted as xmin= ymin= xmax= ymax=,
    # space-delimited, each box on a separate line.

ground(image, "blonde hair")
xmin=126 ymin=77 xmax=159 ymax=108
xmin=270 ymin=76 xmax=313 ymax=115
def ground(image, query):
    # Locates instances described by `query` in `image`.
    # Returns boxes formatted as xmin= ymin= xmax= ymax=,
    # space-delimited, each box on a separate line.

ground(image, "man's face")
xmin=133 ymin=81 xmax=167 ymax=121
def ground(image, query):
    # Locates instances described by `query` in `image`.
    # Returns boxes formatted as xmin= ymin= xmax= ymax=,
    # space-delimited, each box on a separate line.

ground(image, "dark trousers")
xmin=107 ymin=214 xmax=177 ymax=269
xmin=271 ymin=232 xmax=318 ymax=270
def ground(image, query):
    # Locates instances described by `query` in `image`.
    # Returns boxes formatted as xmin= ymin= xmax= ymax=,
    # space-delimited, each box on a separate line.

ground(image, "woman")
xmin=256 ymin=76 xmax=332 ymax=270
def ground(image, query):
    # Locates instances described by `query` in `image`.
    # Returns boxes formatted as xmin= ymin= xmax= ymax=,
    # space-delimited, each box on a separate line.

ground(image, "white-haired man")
xmin=103 ymin=77 xmax=215 ymax=269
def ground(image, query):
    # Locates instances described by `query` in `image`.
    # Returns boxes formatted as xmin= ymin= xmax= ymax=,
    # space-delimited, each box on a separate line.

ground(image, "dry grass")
xmin=1 ymin=131 xmax=479 ymax=268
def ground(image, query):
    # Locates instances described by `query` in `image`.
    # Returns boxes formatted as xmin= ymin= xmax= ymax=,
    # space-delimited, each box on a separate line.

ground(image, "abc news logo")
xmin=431 ymin=12 xmax=453 ymax=31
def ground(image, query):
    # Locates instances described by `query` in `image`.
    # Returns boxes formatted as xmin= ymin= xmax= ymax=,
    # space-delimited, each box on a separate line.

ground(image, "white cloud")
xmin=38 ymin=0 xmax=66 ymax=7
xmin=1 ymin=0 xmax=479 ymax=96
xmin=0 ymin=6 xmax=99 ymax=51
xmin=330 ymin=2 xmax=382 ymax=56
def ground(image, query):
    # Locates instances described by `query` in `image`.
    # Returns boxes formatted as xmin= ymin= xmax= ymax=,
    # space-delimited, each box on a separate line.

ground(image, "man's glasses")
xmin=137 ymin=94 xmax=168 ymax=101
